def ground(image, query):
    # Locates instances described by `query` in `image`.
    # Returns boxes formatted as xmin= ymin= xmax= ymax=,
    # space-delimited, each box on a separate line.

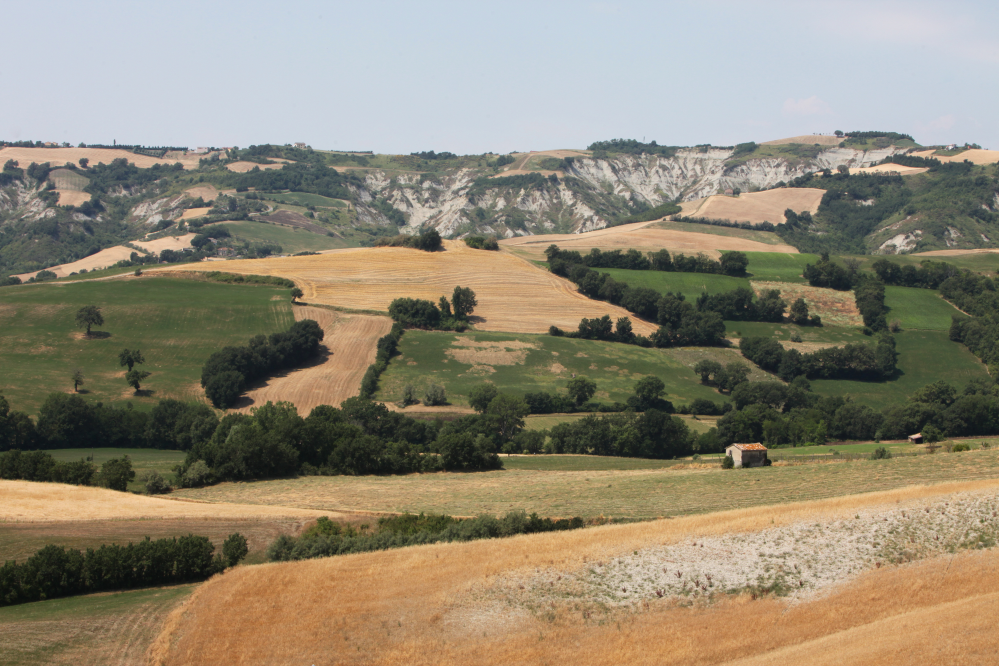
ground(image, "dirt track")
xmin=239 ymin=306 xmax=393 ymax=414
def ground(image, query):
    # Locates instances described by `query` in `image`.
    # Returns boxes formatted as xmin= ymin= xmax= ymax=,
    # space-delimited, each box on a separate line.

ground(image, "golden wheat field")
xmin=183 ymin=185 xmax=220 ymax=201
xmin=239 ymin=306 xmax=393 ymax=414
xmin=13 ymin=246 xmax=137 ymax=280
xmin=150 ymin=481 xmax=999 ymax=666
xmin=225 ymin=160 xmax=287 ymax=173
xmin=680 ymin=188 xmax=824 ymax=226
xmin=848 ymin=164 xmax=929 ymax=176
xmin=151 ymin=241 xmax=657 ymax=335
xmin=0 ymin=480 xmax=337 ymax=523
xmin=54 ymin=190 xmax=91 ymax=207
xmin=0 ymin=147 xmax=210 ymax=170
xmin=911 ymin=148 xmax=999 ymax=165
xmin=133 ymin=233 xmax=197 ymax=253
xmin=499 ymin=221 xmax=797 ymax=261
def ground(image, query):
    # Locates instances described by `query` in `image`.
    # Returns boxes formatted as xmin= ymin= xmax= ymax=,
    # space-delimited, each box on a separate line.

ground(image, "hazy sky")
xmin=4 ymin=0 xmax=996 ymax=153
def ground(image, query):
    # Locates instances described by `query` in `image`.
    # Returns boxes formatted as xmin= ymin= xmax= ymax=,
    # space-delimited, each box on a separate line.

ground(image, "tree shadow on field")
xmin=467 ymin=315 xmax=486 ymax=327
xmin=132 ymin=389 xmax=155 ymax=398
xmin=232 ymin=346 xmax=332 ymax=410
xmin=84 ymin=331 xmax=112 ymax=340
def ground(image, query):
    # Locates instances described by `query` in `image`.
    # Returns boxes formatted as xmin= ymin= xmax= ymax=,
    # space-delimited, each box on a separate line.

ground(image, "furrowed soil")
xmin=151 ymin=480 xmax=999 ymax=666
xmin=679 ymin=188 xmax=824 ymax=226
xmin=500 ymin=221 xmax=797 ymax=261
xmin=150 ymin=241 xmax=655 ymax=335
xmin=170 ymin=448 xmax=999 ymax=519
xmin=239 ymin=306 xmax=393 ymax=414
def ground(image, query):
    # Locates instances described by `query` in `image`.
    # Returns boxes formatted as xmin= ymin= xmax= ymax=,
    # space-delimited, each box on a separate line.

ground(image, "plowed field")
xmin=500 ymin=221 xmax=796 ymax=260
xmin=151 ymin=241 xmax=656 ymax=335
xmin=680 ymin=187 xmax=824 ymax=225
xmin=240 ymin=306 xmax=393 ymax=413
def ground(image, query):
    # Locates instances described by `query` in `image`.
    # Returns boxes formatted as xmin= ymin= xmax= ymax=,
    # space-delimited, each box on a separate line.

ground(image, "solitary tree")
xmin=118 ymin=348 xmax=145 ymax=371
xmin=451 ymin=286 xmax=477 ymax=318
xmin=71 ymin=369 xmax=85 ymax=392
xmin=634 ymin=375 xmax=666 ymax=406
xmin=486 ymin=393 xmax=530 ymax=441
xmin=290 ymin=287 xmax=304 ymax=303
xmin=789 ymin=298 xmax=810 ymax=325
xmin=566 ymin=376 xmax=597 ymax=407
xmin=75 ymin=305 xmax=104 ymax=336
xmin=468 ymin=383 xmax=499 ymax=413
xmin=126 ymin=369 xmax=151 ymax=393
xmin=79 ymin=157 xmax=89 ymax=168
xmin=223 ymin=533 xmax=249 ymax=567
xmin=837 ymin=164 xmax=850 ymax=175
xmin=97 ymin=455 xmax=135 ymax=492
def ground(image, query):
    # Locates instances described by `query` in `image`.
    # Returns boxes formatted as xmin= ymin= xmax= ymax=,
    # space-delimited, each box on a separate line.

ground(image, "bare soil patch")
xmin=445 ymin=336 xmax=538 ymax=365
xmin=183 ymin=184 xmax=219 ymax=201
xmin=238 ymin=306 xmax=393 ymax=414
xmin=752 ymin=280 xmax=863 ymax=327
xmin=682 ymin=188 xmax=824 ymax=226
xmin=133 ymin=233 xmax=197 ymax=254
xmin=150 ymin=241 xmax=654 ymax=335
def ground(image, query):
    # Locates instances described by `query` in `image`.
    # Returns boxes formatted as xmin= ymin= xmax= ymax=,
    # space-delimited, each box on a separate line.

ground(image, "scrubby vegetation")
xmin=374 ymin=228 xmax=442 ymax=251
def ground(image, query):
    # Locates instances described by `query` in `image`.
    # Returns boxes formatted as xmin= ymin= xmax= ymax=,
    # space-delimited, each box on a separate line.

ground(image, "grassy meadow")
xmin=223 ymin=220 xmax=348 ymax=254
xmin=47 ymin=448 xmax=185 ymax=491
xmin=597 ymin=268 xmax=749 ymax=300
xmin=649 ymin=219 xmax=788 ymax=245
xmin=0 ymin=277 xmax=294 ymax=414
xmin=172 ymin=447 xmax=999 ymax=519
xmin=884 ymin=285 xmax=963 ymax=330
xmin=374 ymin=330 xmax=732 ymax=408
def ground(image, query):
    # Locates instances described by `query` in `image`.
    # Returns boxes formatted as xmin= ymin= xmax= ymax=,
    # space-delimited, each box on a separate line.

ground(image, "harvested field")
xmin=178 ymin=207 xmax=212 ymax=220
xmin=914 ymin=248 xmax=999 ymax=257
xmin=133 ymin=233 xmax=196 ymax=253
xmin=0 ymin=146 xmax=211 ymax=170
xmin=226 ymin=160 xmax=286 ymax=172
xmin=679 ymin=188 xmax=824 ymax=226
xmin=183 ymin=184 xmax=219 ymax=201
xmin=751 ymin=280 xmax=863 ymax=327
xmin=13 ymin=246 xmax=136 ymax=280
xmin=849 ymin=164 xmax=928 ymax=176
xmin=239 ymin=306 xmax=393 ymax=414
xmin=761 ymin=135 xmax=843 ymax=146
xmin=500 ymin=221 xmax=796 ymax=261
xmin=933 ymin=148 xmax=999 ymax=165
xmin=0 ymin=480 xmax=336 ymax=523
xmin=1 ymin=584 xmax=196 ymax=666
xmin=54 ymin=190 xmax=90 ymax=207
xmin=150 ymin=241 xmax=656 ymax=335
xmin=151 ymin=481 xmax=999 ymax=666
xmin=170 ymin=448 xmax=999 ymax=518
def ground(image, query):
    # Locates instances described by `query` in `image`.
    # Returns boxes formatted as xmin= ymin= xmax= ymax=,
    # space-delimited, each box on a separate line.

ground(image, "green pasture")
xmin=741 ymin=251 xmax=820 ymax=283
xmin=810 ymin=330 xmax=990 ymax=407
xmin=48 ymin=169 xmax=89 ymax=191
xmin=724 ymin=321 xmax=869 ymax=344
xmin=375 ymin=330 xmax=731 ymax=408
xmin=524 ymin=412 xmax=717 ymax=435
xmin=649 ymin=220 xmax=787 ymax=245
xmin=597 ymin=268 xmax=750 ymax=300
xmin=0 ymin=277 xmax=294 ymax=414
xmin=884 ymin=286 xmax=963 ymax=330
xmin=255 ymin=191 xmax=348 ymax=208
xmin=46 ymin=448 xmax=186 ymax=490
xmin=223 ymin=220 xmax=348 ymax=254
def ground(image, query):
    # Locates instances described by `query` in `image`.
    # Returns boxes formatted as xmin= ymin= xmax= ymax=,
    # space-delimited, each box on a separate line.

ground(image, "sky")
xmin=4 ymin=0 xmax=997 ymax=154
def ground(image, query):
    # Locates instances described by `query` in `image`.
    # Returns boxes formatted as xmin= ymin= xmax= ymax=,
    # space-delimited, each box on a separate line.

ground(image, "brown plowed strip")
xmin=150 ymin=241 xmax=656 ymax=335
xmin=239 ymin=306 xmax=393 ymax=414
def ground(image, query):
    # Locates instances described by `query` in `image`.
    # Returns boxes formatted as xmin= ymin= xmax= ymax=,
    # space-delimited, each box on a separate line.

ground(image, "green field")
xmin=0 ymin=278 xmax=294 ymax=413
xmin=46 ymin=448 xmax=186 ymax=490
xmin=598 ymin=268 xmax=750 ymax=300
xmin=884 ymin=285 xmax=963 ymax=330
xmin=222 ymin=220 xmax=348 ymax=254
xmin=723 ymin=320 xmax=869 ymax=343
xmin=0 ymin=584 xmax=195 ymax=666
xmin=810 ymin=330 xmax=990 ymax=407
xmin=649 ymin=220 xmax=787 ymax=245
xmin=523 ymin=413 xmax=718 ymax=435
xmin=847 ymin=252 xmax=999 ymax=276
xmin=741 ymin=251 xmax=820 ymax=282
xmin=260 ymin=191 xmax=348 ymax=208
xmin=375 ymin=330 xmax=732 ymax=408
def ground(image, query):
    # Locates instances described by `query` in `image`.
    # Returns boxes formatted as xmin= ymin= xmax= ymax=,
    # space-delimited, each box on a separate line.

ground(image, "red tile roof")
xmin=731 ymin=443 xmax=767 ymax=451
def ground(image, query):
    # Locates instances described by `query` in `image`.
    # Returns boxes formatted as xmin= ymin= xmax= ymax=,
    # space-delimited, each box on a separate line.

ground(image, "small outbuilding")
xmin=908 ymin=433 xmax=923 ymax=444
xmin=725 ymin=443 xmax=768 ymax=468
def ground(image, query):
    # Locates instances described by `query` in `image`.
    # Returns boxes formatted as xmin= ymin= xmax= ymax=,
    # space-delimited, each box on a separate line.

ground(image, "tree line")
xmin=201 ymin=319 xmax=326 ymax=408
xmin=804 ymin=254 xmax=889 ymax=331
xmin=374 ymin=228 xmax=443 ymax=251
xmin=387 ymin=285 xmax=477 ymax=331
xmin=739 ymin=333 xmax=898 ymax=382
xmin=0 ymin=533 xmax=246 ymax=607
xmin=546 ymin=244 xmax=748 ymax=276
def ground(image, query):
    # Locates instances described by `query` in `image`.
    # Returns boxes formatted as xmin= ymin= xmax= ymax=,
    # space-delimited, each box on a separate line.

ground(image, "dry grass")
xmin=183 ymin=185 xmax=219 ymax=201
xmin=500 ymin=221 xmax=797 ymax=261
xmin=55 ymin=190 xmax=91 ymax=207
xmin=14 ymin=246 xmax=136 ymax=280
xmin=133 ymin=233 xmax=197 ymax=253
xmin=225 ymin=160 xmax=286 ymax=173
xmin=0 ymin=147 xmax=210 ymax=170
xmin=178 ymin=207 xmax=212 ymax=220
xmin=151 ymin=480 xmax=999 ymax=666
xmin=150 ymin=241 xmax=655 ymax=335
xmin=760 ymin=135 xmax=843 ymax=146
xmin=849 ymin=164 xmax=929 ymax=176
xmin=751 ymin=280 xmax=863 ymax=327
xmin=0 ymin=480 xmax=339 ymax=523
xmin=680 ymin=188 xmax=824 ymax=226
xmin=927 ymin=148 xmax=999 ymax=165
xmin=239 ymin=306 xmax=393 ymax=414
xmin=914 ymin=248 xmax=999 ymax=257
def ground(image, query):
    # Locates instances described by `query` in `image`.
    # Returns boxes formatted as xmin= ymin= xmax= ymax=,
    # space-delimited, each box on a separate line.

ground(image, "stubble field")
xmin=679 ymin=187 xmax=825 ymax=226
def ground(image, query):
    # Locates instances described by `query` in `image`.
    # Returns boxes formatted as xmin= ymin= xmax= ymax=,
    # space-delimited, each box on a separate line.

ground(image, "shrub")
xmin=424 ymin=384 xmax=447 ymax=406
xmin=222 ymin=533 xmax=249 ymax=566
xmin=870 ymin=446 xmax=891 ymax=460
xmin=181 ymin=460 xmax=213 ymax=488
xmin=96 ymin=456 xmax=135 ymax=491
xmin=401 ymin=385 xmax=417 ymax=406
xmin=722 ymin=454 xmax=734 ymax=469
xmin=139 ymin=470 xmax=171 ymax=494
xmin=952 ymin=442 xmax=970 ymax=452
xmin=922 ymin=424 xmax=943 ymax=443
